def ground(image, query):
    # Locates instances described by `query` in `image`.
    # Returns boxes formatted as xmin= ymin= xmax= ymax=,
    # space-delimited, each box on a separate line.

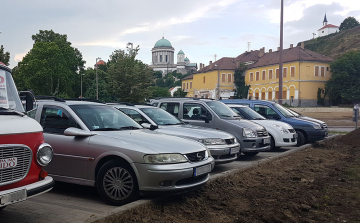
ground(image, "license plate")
xmin=230 ymin=146 xmax=240 ymax=154
xmin=0 ymin=189 xmax=27 ymax=206
xmin=194 ymin=164 xmax=212 ymax=177
xmin=263 ymin=138 xmax=271 ymax=144
xmin=0 ymin=157 xmax=17 ymax=170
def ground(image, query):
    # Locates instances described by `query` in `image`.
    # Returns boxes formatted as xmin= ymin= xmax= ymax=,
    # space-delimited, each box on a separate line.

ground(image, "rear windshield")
xmin=0 ymin=69 xmax=24 ymax=112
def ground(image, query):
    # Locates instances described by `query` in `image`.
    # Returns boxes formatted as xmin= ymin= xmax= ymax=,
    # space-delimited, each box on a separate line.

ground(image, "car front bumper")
xmin=0 ymin=176 xmax=54 ymax=207
xmin=134 ymin=157 xmax=215 ymax=191
xmin=275 ymin=133 xmax=298 ymax=147
xmin=207 ymin=143 xmax=240 ymax=164
xmin=307 ymin=129 xmax=328 ymax=142
xmin=241 ymin=136 xmax=271 ymax=153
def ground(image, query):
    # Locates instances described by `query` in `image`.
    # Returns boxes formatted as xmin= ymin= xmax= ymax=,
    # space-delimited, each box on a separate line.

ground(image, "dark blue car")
xmin=220 ymin=99 xmax=328 ymax=146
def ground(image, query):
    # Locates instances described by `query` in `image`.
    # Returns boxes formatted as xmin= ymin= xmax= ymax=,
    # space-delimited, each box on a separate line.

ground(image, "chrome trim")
xmin=54 ymin=153 xmax=94 ymax=161
xmin=36 ymin=143 xmax=54 ymax=166
xmin=0 ymin=144 xmax=32 ymax=187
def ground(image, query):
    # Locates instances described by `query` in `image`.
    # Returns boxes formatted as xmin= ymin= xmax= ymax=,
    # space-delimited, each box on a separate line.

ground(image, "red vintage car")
xmin=0 ymin=62 xmax=54 ymax=210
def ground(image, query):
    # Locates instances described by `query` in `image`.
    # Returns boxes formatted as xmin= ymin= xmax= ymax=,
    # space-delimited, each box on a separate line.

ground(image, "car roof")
xmin=112 ymin=104 xmax=156 ymax=109
xmin=222 ymin=99 xmax=277 ymax=105
xmin=226 ymin=104 xmax=247 ymax=108
xmin=36 ymin=99 xmax=106 ymax=106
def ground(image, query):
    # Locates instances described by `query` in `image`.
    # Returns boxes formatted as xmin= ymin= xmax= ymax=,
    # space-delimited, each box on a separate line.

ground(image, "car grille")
xmin=0 ymin=145 xmax=32 ymax=187
xmin=185 ymin=151 xmax=206 ymax=162
xmin=257 ymin=130 xmax=268 ymax=137
xmin=225 ymin=138 xmax=236 ymax=145
xmin=175 ymin=174 xmax=208 ymax=186
xmin=288 ymin=129 xmax=296 ymax=133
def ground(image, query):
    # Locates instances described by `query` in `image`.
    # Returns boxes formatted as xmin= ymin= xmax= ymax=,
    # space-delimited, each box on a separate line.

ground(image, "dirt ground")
xmin=101 ymin=129 xmax=360 ymax=223
xmin=301 ymin=111 xmax=354 ymax=127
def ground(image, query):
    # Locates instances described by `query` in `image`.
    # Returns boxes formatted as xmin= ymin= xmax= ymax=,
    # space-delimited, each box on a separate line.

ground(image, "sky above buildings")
xmin=1 ymin=0 xmax=359 ymax=69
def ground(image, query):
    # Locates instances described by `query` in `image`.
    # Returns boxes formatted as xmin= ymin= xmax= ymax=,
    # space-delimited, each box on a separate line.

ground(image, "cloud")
xmin=14 ymin=53 xmax=27 ymax=62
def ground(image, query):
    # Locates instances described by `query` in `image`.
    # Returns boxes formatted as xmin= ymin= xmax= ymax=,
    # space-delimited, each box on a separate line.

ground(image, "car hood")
xmin=224 ymin=119 xmax=266 ymax=131
xmin=296 ymin=116 xmax=326 ymax=125
xmin=94 ymin=129 xmax=207 ymax=154
xmin=157 ymin=124 xmax=234 ymax=139
xmin=0 ymin=115 xmax=43 ymax=135
xmin=251 ymin=119 xmax=294 ymax=130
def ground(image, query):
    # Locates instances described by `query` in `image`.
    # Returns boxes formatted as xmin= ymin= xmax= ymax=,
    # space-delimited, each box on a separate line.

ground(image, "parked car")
xmin=226 ymin=104 xmax=297 ymax=150
xmin=284 ymin=107 xmax=328 ymax=127
xmin=110 ymin=103 xmax=240 ymax=164
xmin=151 ymin=98 xmax=271 ymax=156
xmin=29 ymin=98 xmax=215 ymax=205
xmin=0 ymin=63 xmax=54 ymax=210
xmin=220 ymin=99 xmax=328 ymax=146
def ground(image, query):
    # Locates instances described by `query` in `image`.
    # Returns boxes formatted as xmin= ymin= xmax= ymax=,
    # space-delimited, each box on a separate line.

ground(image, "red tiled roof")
xmin=196 ymin=57 xmax=237 ymax=73
xmin=318 ymin=24 xmax=339 ymax=31
xmin=169 ymin=87 xmax=175 ymax=92
xmin=96 ymin=60 xmax=106 ymax=66
xmin=182 ymin=74 xmax=193 ymax=80
xmin=248 ymin=46 xmax=333 ymax=69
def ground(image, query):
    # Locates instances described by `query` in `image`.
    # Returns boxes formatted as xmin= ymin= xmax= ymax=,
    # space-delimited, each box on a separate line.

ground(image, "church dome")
xmin=184 ymin=57 xmax=189 ymax=61
xmin=178 ymin=50 xmax=185 ymax=55
xmin=154 ymin=37 xmax=172 ymax=48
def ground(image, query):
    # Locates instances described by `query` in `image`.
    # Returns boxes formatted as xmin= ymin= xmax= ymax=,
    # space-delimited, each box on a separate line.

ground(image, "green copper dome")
xmin=154 ymin=37 xmax=172 ymax=48
xmin=184 ymin=57 xmax=189 ymax=61
xmin=178 ymin=50 xmax=185 ymax=55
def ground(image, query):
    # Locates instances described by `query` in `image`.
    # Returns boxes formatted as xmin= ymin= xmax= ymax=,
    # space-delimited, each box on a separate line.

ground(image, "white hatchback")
xmin=227 ymin=104 xmax=297 ymax=150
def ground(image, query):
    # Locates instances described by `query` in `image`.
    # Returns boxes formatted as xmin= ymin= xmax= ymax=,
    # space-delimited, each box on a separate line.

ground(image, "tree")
xmin=326 ymin=50 xmax=360 ymax=104
xmin=108 ymin=47 xmax=153 ymax=103
xmin=234 ymin=63 xmax=250 ymax=98
xmin=173 ymin=88 xmax=187 ymax=97
xmin=0 ymin=45 xmax=10 ymax=66
xmin=339 ymin=17 xmax=360 ymax=31
xmin=13 ymin=30 xmax=85 ymax=97
xmin=149 ymin=86 xmax=171 ymax=98
xmin=82 ymin=68 xmax=112 ymax=102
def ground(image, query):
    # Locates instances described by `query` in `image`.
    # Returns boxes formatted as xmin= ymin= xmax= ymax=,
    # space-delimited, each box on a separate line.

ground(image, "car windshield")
xmin=140 ymin=107 xmax=183 ymax=125
xmin=231 ymin=106 xmax=266 ymax=120
xmin=206 ymin=101 xmax=240 ymax=119
xmin=70 ymin=104 xmax=143 ymax=131
xmin=0 ymin=69 xmax=24 ymax=113
xmin=285 ymin=107 xmax=301 ymax=117
xmin=273 ymin=103 xmax=295 ymax=118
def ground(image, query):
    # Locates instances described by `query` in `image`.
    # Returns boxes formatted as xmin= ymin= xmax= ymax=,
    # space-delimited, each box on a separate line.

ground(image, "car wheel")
xmin=243 ymin=152 xmax=259 ymax=156
xmin=296 ymin=131 xmax=306 ymax=147
xmin=269 ymin=135 xmax=276 ymax=151
xmin=96 ymin=160 xmax=139 ymax=206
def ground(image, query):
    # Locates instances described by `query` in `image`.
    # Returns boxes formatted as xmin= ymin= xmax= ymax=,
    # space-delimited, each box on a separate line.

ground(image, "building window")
xmin=315 ymin=66 xmax=320 ymax=76
xmin=187 ymin=82 xmax=189 ymax=89
xmin=283 ymin=67 xmax=287 ymax=78
xmin=262 ymin=70 xmax=266 ymax=80
xmin=291 ymin=66 xmax=295 ymax=77
xmin=321 ymin=66 xmax=325 ymax=77
xmin=228 ymin=73 xmax=232 ymax=83
xmin=166 ymin=55 xmax=168 ymax=62
xmin=222 ymin=73 xmax=226 ymax=82
xmin=250 ymin=72 xmax=254 ymax=81
xmin=276 ymin=69 xmax=279 ymax=78
xmin=256 ymin=71 xmax=260 ymax=81
xmin=203 ymin=76 xmax=206 ymax=83
xmin=183 ymin=83 xmax=185 ymax=89
xmin=268 ymin=91 xmax=272 ymax=100
xmin=190 ymin=82 xmax=192 ymax=89
xmin=160 ymin=55 xmax=163 ymax=62
xmin=327 ymin=67 xmax=330 ymax=71
xmin=269 ymin=69 xmax=273 ymax=79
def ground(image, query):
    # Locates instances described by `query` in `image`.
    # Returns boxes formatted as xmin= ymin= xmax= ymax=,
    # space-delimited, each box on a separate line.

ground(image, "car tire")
xmin=96 ymin=160 xmax=139 ymax=206
xmin=243 ymin=152 xmax=259 ymax=156
xmin=296 ymin=131 xmax=306 ymax=147
xmin=269 ymin=135 xmax=277 ymax=151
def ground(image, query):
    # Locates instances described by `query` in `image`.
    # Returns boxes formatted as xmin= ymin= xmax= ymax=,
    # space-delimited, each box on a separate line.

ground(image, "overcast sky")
xmin=1 ymin=0 xmax=359 ymax=69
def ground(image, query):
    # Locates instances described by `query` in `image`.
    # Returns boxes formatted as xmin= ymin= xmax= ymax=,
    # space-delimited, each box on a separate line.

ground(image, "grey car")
xmin=29 ymin=98 xmax=215 ymax=205
xmin=151 ymin=98 xmax=271 ymax=156
xmin=110 ymin=104 xmax=240 ymax=164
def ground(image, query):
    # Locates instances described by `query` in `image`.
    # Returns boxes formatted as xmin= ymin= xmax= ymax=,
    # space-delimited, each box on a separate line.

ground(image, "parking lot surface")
xmin=0 ymin=146 xmax=308 ymax=223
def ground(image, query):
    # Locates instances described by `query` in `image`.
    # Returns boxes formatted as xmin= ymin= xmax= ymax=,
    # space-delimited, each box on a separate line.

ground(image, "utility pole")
xmin=278 ymin=0 xmax=284 ymax=105
xmin=95 ymin=57 xmax=101 ymax=100
xmin=215 ymin=54 xmax=220 ymax=100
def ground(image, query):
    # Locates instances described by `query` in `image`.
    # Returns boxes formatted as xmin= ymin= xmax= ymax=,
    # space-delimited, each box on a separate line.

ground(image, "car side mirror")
xmin=64 ymin=127 xmax=96 ymax=137
xmin=19 ymin=91 xmax=36 ymax=112
xmin=199 ymin=115 xmax=210 ymax=123
xmin=141 ymin=123 xmax=158 ymax=130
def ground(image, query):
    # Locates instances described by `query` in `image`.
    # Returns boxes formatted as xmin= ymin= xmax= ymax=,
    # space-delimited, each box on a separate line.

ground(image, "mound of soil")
xmin=100 ymin=133 xmax=360 ymax=223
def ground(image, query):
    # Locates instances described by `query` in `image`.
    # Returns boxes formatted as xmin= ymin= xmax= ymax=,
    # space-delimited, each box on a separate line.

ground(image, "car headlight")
xmin=144 ymin=154 xmax=188 ymax=164
xmin=273 ymin=124 xmax=290 ymax=134
xmin=312 ymin=125 xmax=322 ymax=129
xmin=243 ymin=128 xmax=257 ymax=138
xmin=198 ymin=138 xmax=226 ymax=145
xmin=205 ymin=147 xmax=211 ymax=157
xmin=37 ymin=143 xmax=53 ymax=166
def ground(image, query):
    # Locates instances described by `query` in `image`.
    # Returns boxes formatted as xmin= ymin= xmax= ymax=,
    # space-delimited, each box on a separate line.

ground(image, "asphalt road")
xmin=0 ymin=145 xmax=324 ymax=223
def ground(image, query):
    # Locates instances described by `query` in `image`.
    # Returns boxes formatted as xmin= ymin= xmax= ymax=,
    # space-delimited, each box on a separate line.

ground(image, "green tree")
xmin=149 ymin=86 xmax=171 ymax=98
xmin=326 ymin=50 xmax=360 ymax=104
xmin=81 ymin=68 xmax=111 ymax=102
xmin=234 ymin=63 xmax=250 ymax=98
xmin=13 ymin=30 xmax=85 ymax=97
xmin=108 ymin=47 xmax=153 ymax=103
xmin=153 ymin=71 xmax=162 ymax=79
xmin=339 ymin=17 xmax=360 ymax=31
xmin=173 ymin=88 xmax=187 ymax=97
xmin=0 ymin=45 xmax=10 ymax=66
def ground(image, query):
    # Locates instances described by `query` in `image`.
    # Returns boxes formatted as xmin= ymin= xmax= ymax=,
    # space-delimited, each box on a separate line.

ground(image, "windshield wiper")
xmin=119 ymin=126 xmax=142 ymax=130
xmin=0 ymin=107 xmax=25 ymax=117
xmin=162 ymin=123 xmax=181 ymax=125
xmin=92 ymin=128 xmax=120 ymax=131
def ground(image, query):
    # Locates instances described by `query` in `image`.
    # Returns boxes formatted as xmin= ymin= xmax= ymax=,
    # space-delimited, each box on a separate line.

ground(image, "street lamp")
xmin=96 ymin=57 xmax=101 ymax=100
xmin=80 ymin=72 xmax=85 ymax=98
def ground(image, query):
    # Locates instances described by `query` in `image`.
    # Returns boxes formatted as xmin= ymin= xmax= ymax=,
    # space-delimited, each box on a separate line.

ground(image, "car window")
xmin=254 ymin=104 xmax=279 ymax=119
xmin=230 ymin=107 xmax=246 ymax=118
xmin=159 ymin=102 xmax=180 ymax=117
xmin=118 ymin=108 xmax=150 ymax=125
xmin=140 ymin=107 xmax=182 ymax=125
xmin=40 ymin=106 xmax=80 ymax=134
xmin=27 ymin=107 xmax=37 ymax=119
xmin=183 ymin=103 xmax=212 ymax=120
xmin=206 ymin=101 xmax=238 ymax=119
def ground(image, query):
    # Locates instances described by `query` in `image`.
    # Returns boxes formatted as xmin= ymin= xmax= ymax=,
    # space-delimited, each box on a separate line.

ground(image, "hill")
xmin=298 ymin=26 xmax=360 ymax=59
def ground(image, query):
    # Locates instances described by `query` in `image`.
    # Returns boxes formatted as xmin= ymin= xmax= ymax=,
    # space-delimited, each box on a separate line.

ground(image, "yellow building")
xmin=245 ymin=44 xmax=333 ymax=106
xmin=181 ymin=57 xmax=237 ymax=98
